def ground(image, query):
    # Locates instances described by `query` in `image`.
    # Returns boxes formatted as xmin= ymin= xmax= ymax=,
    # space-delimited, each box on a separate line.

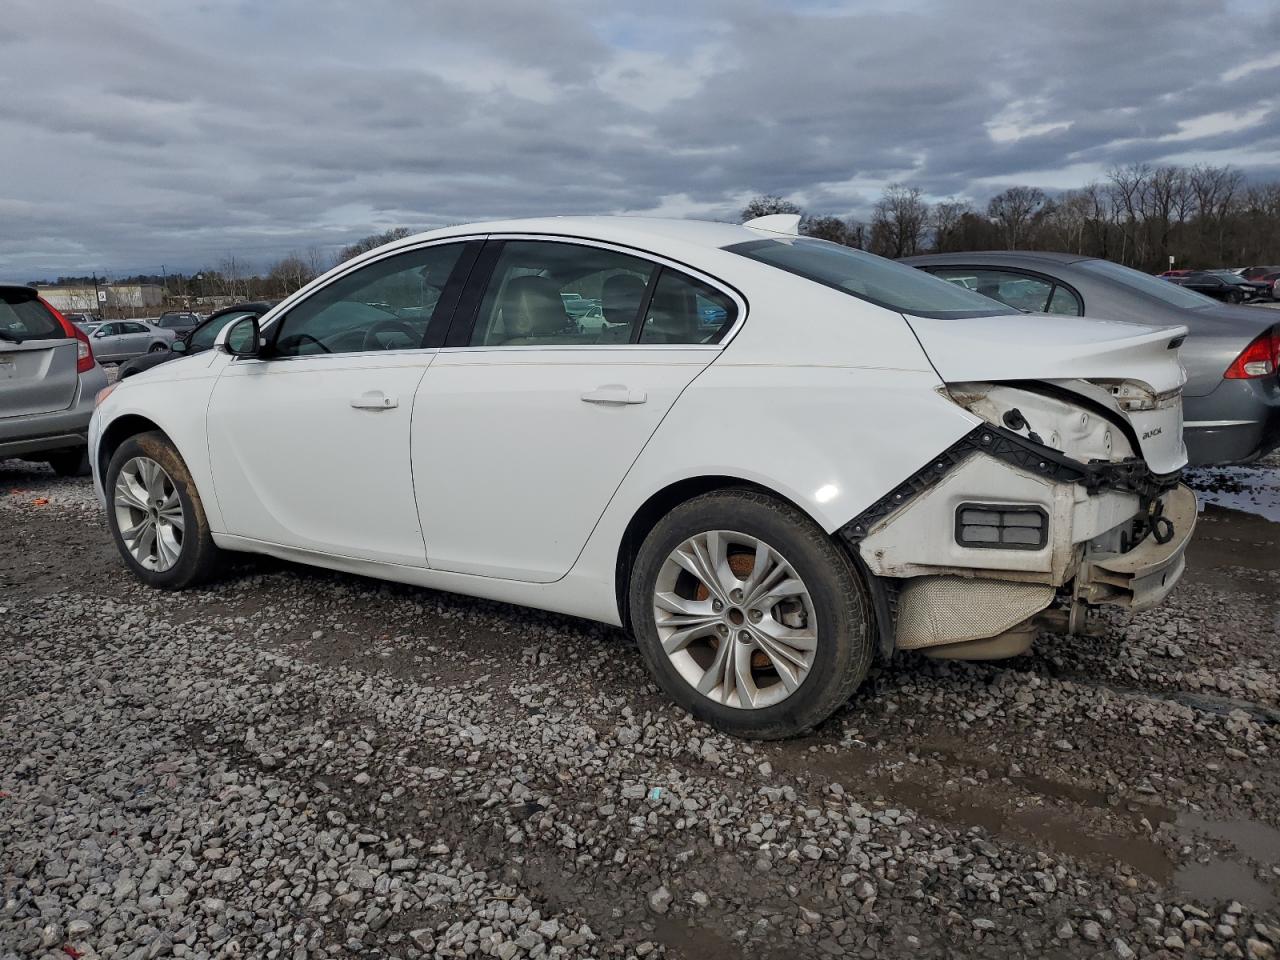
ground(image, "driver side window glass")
xmin=272 ymin=244 xmax=463 ymax=357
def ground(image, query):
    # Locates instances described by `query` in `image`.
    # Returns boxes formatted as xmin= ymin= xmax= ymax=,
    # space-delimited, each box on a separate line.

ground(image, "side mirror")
xmin=219 ymin=315 xmax=261 ymax=358
xmin=93 ymin=329 xmax=107 ymax=338
xmin=171 ymin=339 xmax=188 ymax=354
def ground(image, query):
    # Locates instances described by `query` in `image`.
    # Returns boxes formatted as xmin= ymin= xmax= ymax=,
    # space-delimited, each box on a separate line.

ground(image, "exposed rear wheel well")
xmin=615 ymin=476 xmax=814 ymax=633
xmin=97 ymin=415 xmax=165 ymax=481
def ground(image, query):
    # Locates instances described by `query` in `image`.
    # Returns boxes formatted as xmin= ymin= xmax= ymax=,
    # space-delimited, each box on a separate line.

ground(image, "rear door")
xmin=0 ymin=288 xmax=80 ymax=418
xmin=410 ymin=237 xmax=740 ymax=582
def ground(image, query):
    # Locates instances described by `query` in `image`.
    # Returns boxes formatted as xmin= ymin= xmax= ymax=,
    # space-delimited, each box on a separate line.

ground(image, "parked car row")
xmin=903 ymin=251 xmax=1280 ymax=466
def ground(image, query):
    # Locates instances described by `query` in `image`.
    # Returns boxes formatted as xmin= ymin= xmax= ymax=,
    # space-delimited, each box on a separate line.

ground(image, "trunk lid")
xmin=0 ymin=287 xmax=81 ymax=418
xmin=905 ymin=312 xmax=1189 ymax=473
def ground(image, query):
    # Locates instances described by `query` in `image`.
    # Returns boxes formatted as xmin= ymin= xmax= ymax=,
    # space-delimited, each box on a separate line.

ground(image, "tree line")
xmin=743 ymin=163 xmax=1280 ymax=271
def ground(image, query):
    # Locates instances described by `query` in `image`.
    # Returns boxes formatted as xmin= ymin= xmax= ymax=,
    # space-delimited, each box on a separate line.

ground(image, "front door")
xmin=205 ymin=241 xmax=472 ymax=564
xmin=412 ymin=238 xmax=739 ymax=582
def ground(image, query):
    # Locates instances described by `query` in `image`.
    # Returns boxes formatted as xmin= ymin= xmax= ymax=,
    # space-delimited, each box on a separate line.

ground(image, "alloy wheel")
xmin=652 ymin=530 xmax=818 ymax=709
xmin=114 ymin=456 xmax=185 ymax=572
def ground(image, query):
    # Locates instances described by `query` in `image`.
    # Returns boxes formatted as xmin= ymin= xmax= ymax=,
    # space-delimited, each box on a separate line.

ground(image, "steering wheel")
xmin=361 ymin=320 xmax=419 ymax=352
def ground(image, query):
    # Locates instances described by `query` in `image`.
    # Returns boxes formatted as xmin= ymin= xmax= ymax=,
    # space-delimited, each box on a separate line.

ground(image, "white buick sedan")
xmin=91 ymin=215 xmax=1195 ymax=738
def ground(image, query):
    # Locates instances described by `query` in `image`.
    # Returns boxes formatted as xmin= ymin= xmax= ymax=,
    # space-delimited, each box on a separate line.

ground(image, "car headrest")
xmin=603 ymin=273 xmax=646 ymax=327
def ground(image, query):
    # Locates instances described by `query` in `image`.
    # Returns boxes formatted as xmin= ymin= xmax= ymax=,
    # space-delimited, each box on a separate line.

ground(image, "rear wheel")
xmin=44 ymin=448 xmax=90 ymax=477
xmin=104 ymin=431 xmax=223 ymax=588
xmin=149 ymin=342 xmax=168 ymax=353
xmin=628 ymin=488 xmax=874 ymax=739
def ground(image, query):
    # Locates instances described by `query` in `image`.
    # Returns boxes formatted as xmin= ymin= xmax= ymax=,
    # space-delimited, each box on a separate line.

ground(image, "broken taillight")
xmin=1224 ymin=326 xmax=1280 ymax=380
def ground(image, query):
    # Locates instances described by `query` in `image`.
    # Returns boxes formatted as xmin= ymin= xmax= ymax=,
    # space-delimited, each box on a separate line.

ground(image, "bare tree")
xmin=868 ymin=184 xmax=929 ymax=258
xmin=800 ymin=215 xmax=861 ymax=246
xmin=265 ymin=254 xmax=315 ymax=298
xmin=337 ymin=227 xmax=412 ymax=264
xmin=1188 ymin=164 xmax=1244 ymax=264
xmin=930 ymin=199 xmax=973 ymax=252
xmin=1141 ymin=166 xmax=1192 ymax=268
xmin=741 ymin=195 xmax=803 ymax=222
xmin=987 ymin=186 xmax=1049 ymax=250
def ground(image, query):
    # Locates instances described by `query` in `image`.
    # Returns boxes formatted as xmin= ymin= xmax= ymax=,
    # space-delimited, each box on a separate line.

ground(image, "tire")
xmin=45 ymin=448 xmax=91 ymax=477
xmin=104 ymin=430 xmax=223 ymax=589
xmin=149 ymin=342 xmax=168 ymax=353
xmin=628 ymin=488 xmax=874 ymax=739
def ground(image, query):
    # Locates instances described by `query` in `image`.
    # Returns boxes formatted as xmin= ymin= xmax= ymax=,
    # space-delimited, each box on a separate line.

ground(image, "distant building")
xmin=38 ymin=283 xmax=164 ymax=314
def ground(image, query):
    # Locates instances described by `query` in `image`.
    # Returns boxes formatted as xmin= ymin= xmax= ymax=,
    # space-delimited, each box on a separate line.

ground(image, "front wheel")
xmin=628 ymin=488 xmax=875 ymax=739
xmin=104 ymin=431 xmax=223 ymax=589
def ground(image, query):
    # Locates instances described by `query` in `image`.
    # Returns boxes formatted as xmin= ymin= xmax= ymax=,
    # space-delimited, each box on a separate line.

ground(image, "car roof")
xmin=383 ymin=216 xmax=775 ymax=253
xmin=899 ymin=250 xmax=1096 ymax=267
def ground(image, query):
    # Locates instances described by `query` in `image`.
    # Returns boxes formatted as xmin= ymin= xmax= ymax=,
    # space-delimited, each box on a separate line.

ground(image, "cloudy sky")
xmin=3 ymin=0 xmax=1279 ymax=278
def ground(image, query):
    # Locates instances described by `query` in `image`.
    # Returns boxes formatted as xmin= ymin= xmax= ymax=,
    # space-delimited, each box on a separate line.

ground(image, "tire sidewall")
xmin=104 ymin=433 xmax=207 ymax=588
xmin=629 ymin=491 xmax=872 ymax=738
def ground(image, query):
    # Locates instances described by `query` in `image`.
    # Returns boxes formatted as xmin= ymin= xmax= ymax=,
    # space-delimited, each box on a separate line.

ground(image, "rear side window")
xmin=0 ymin=288 xmax=63 ymax=342
xmin=639 ymin=270 xmax=736 ymax=344
xmin=928 ymin=267 xmax=1082 ymax=316
xmin=468 ymin=241 xmax=657 ymax=346
xmin=726 ymin=237 xmax=1012 ymax=319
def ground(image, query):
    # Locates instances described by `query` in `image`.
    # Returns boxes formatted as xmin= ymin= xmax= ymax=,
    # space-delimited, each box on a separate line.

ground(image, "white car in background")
xmin=89 ymin=215 xmax=1194 ymax=738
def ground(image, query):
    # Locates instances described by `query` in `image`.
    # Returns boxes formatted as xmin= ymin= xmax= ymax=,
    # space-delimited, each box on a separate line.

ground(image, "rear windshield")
xmin=724 ymin=237 xmax=1013 ymax=318
xmin=0 ymin=288 xmax=63 ymax=342
xmin=1077 ymin=259 xmax=1217 ymax=308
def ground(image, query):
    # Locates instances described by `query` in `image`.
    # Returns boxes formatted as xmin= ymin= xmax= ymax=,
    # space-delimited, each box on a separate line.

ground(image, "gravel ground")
xmin=2 ymin=451 xmax=1279 ymax=959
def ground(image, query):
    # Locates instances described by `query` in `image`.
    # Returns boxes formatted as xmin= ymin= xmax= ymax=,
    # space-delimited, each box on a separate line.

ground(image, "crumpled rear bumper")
xmin=1075 ymin=483 xmax=1196 ymax=611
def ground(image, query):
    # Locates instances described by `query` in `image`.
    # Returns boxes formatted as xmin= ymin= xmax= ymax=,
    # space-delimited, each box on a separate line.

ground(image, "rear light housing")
xmin=41 ymin=297 xmax=96 ymax=374
xmin=1224 ymin=326 xmax=1280 ymax=380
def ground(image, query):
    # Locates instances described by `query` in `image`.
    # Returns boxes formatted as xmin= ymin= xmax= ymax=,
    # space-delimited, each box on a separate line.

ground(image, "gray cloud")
xmin=1 ymin=0 xmax=1277 ymax=277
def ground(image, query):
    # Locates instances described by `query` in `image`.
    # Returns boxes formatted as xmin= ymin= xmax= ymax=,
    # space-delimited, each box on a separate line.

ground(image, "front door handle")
xmin=581 ymin=384 xmax=647 ymax=405
xmin=350 ymin=391 xmax=398 ymax=410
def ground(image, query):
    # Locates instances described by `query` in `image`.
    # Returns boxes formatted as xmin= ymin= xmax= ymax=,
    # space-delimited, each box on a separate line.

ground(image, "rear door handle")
xmin=581 ymin=384 xmax=647 ymax=405
xmin=350 ymin=391 xmax=398 ymax=410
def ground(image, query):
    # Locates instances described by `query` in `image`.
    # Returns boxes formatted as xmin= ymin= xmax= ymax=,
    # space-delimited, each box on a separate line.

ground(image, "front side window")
xmin=469 ymin=241 xmax=656 ymax=346
xmin=271 ymin=243 xmax=463 ymax=357
xmin=726 ymin=237 xmax=1012 ymax=319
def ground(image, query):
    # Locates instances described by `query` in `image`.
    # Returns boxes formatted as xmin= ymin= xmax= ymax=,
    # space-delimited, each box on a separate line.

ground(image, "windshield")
xmin=1077 ymin=258 xmax=1217 ymax=308
xmin=1207 ymin=271 xmax=1248 ymax=285
xmin=725 ymin=237 xmax=1012 ymax=318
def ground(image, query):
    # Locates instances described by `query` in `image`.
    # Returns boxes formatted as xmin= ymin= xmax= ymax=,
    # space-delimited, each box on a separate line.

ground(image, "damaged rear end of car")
xmin=848 ymin=313 xmax=1194 ymax=660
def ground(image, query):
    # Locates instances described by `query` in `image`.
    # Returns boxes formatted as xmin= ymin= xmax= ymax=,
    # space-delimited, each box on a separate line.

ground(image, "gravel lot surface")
xmin=2 ymin=450 xmax=1279 ymax=959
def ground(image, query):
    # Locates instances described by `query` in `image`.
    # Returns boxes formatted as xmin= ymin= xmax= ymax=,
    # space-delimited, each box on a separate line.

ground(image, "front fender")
xmin=90 ymin=361 xmax=224 ymax=530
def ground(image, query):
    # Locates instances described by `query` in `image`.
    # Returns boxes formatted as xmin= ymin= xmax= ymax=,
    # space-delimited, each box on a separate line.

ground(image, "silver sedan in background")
xmin=87 ymin=320 xmax=175 ymax=363
xmin=902 ymin=251 xmax=1280 ymax=466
